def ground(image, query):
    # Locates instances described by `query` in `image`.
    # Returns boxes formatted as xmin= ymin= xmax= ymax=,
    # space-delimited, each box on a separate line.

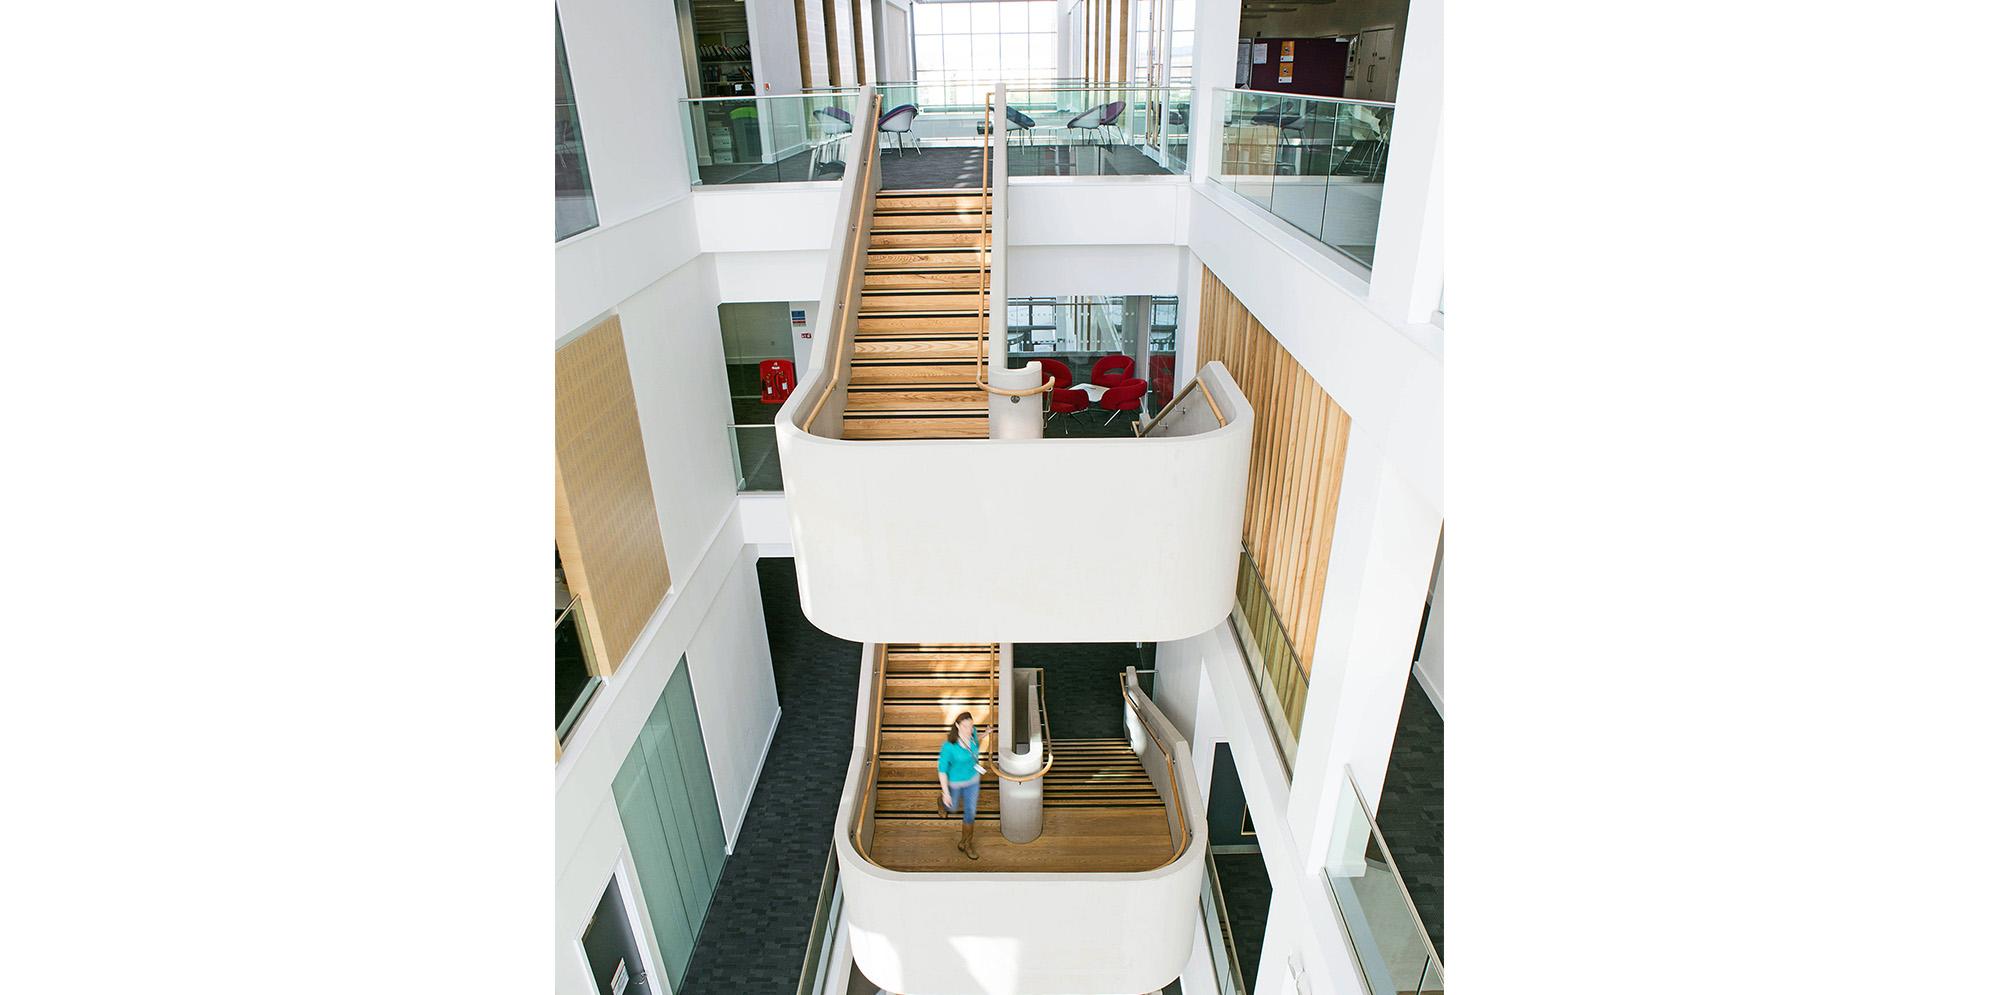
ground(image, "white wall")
xmin=1009 ymin=245 xmax=1183 ymax=297
xmin=554 ymin=508 xmax=780 ymax=995
xmin=560 ymin=0 xmax=695 ymax=228
xmin=877 ymin=0 xmax=915 ymax=80
xmin=721 ymin=301 xmax=794 ymax=361
xmin=684 ymin=547 xmax=784 ymax=850
xmin=747 ymin=0 xmax=805 ymax=95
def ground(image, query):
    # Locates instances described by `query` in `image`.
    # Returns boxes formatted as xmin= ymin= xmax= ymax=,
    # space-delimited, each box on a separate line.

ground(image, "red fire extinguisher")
xmin=759 ymin=359 xmax=797 ymax=404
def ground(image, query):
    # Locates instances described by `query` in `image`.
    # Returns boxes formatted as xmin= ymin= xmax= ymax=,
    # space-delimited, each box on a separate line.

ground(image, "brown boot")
xmin=957 ymin=823 xmax=979 ymax=860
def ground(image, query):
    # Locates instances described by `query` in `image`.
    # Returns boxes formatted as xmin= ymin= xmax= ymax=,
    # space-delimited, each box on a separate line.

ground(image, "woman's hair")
xmin=944 ymin=711 xmax=975 ymax=746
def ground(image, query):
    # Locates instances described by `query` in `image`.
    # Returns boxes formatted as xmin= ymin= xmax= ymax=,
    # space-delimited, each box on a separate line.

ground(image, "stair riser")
xmin=859 ymin=293 xmax=985 ymax=312
xmin=863 ymin=271 xmax=984 ymax=290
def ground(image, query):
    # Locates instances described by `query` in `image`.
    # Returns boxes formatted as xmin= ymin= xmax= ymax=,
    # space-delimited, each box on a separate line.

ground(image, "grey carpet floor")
xmin=1013 ymin=641 xmax=1155 ymax=740
xmin=677 ymin=558 xmax=860 ymax=995
xmin=1375 ymin=671 xmax=1443 ymax=959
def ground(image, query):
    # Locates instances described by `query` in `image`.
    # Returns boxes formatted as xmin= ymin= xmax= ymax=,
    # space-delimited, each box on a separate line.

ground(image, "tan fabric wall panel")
xmin=1197 ymin=267 xmax=1352 ymax=674
xmin=555 ymin=315 xmax=671 ymax=676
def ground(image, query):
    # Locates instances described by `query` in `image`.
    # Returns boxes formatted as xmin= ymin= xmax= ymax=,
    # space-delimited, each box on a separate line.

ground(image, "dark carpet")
xmin=677 ymin=558 xmax=861 ymax=995
xmin=1375 ymin=671 xmax=1443 ymax=959
xmin=1212 ymin=852 xmax=1273 ymax=991
xmin=1013 ymin=641 xmax=1155 ymax=740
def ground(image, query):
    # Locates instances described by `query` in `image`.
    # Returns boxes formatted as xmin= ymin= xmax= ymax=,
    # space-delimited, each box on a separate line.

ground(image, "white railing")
xmin=837 ymin=643 xmax=1206 ymax=995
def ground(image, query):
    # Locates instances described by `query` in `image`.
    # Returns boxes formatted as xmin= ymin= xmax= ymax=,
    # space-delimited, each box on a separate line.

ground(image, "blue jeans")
xmin=947 ymin=778 xmax=979 ymax=824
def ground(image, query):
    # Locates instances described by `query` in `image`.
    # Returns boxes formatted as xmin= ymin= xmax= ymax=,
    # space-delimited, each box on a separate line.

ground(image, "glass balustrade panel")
xmin=1215 ymin=88 xmax=1393 ymax=270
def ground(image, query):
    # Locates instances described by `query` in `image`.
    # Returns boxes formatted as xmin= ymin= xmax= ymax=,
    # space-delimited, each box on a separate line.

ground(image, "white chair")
xmin=878 ymin=104 xmax=920 ymax=156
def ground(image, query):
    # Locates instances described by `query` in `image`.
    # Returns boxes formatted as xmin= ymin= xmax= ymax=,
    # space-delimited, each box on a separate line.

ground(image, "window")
xmin=556 ymin=11 xmax=599 ymax=241
xmin=556 ymin=547 xmax=600 ymax=745
xmin=912 ymin=0 xmax=1059 ymax=96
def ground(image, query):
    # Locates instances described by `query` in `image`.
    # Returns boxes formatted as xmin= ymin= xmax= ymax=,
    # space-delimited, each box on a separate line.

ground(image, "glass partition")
xmin=864 ymin=80 xmax=1189 ymax=175
xmin=685 ymin=91 xmax=862 ymax=185
xmin=1323 ymin=771 xmax=1443 ymax=995
xmin=1200 ymin=848 xmax=1250 ymax=995
xmin=1006 ymin=295 xmax=1179 ymax=434
xmin=556 ymin=12 xmax=598 ymax=240
xmin=1233 ymin=547 xmax=1306 ymax=770
xmin=1213 ymin=88 xmax=1394 ymax=268
xmin=730 ymin=424 xmax=783 ymax=491
xmin=556 ymin=549 xmax=600 ymax=744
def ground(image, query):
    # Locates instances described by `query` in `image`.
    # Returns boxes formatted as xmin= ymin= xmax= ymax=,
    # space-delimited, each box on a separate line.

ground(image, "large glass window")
xmin=912 ymin=0 xmax=1059 ymax=93
xmin=556 ymin=11 xmax=599 ymax=241
xmin=1007 ymin=295 xmax=1180 ymax=434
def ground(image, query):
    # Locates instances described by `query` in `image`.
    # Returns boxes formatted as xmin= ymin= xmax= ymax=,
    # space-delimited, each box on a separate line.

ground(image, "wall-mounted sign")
xmin=1278 ymin=68 xmax=1293 ymax=83
xmin=1280 ymin=40 xmax=1295 ymax=62
xmin=1251 ymin=42 xmax=1268 ymax=64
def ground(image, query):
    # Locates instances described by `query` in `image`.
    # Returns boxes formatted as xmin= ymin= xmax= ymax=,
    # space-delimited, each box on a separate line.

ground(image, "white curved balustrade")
xmin=836 ymin=646 xmax=1206 ymax=995
xmin=774 ymin=362 xmax=1252 ymax=643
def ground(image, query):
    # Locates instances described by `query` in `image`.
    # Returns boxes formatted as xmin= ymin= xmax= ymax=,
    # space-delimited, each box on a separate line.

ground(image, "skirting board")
xmin=1412 ymin=661 xmax=1443 ymax=719
xmin=726 ymin=705 xmax=782 ymax=855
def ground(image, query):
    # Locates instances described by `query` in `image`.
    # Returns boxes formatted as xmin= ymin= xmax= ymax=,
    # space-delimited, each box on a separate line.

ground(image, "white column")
xmin=1364 ymin=0 xmax=1442 ymax=325
xmin=1186 ymin=0 xmax=1243 ymax=184
xmin=1285 ymin=424 xmax=1442 ymax=856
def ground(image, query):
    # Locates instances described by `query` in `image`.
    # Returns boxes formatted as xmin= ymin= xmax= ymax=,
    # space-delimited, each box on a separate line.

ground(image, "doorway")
xmin=580 ymin=876 xmax=653 ymax=995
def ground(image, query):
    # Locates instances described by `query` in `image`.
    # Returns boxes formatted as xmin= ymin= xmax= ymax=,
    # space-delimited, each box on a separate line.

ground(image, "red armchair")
xmin=1097 ymin=378 xmax=1146 ymax=425
xmin=1036 ymin=357 xmax=1073 ymax=391
xmin=1047 ymin=388 xmax=1090 ymax=434
xmin=1089 ymin=354 xmax=1136 ymax=388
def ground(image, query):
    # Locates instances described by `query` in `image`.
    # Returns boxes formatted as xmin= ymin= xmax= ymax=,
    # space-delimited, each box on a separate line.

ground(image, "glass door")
xmin=611 ymin=662 xmax=728 ymax=990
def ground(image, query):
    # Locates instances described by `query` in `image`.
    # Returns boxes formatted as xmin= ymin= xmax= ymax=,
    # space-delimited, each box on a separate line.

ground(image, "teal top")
xmin=938 ymin=731 xmax=981 ymax=783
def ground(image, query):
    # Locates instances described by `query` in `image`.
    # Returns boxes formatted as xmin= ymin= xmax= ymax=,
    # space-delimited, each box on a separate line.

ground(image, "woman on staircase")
xmin=937 ymin=711 xmax=986 ymax=860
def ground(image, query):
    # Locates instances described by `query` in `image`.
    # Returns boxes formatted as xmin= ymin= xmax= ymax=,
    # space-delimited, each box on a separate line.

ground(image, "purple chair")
xmin=813 ymin=106 xmax=854 ymax=135
xmin=879 ymin=103 xmax=920 ymax=156
xmin=1066 ymin=100 xmax=1127 ymax=146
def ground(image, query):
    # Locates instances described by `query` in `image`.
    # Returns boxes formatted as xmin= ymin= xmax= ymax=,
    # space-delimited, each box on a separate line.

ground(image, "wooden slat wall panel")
xmin=1197 ymin=266 xmax=1352 ymax=674
xmin=555 ymin=315 xmax=671 ymax=675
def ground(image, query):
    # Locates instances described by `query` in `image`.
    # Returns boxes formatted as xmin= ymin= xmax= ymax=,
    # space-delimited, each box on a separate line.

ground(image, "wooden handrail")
xmin=803 ymin=91 xmax=884 ymax=433
xmin=968 ymin=94 xmax=1048 ymax=399
xmin=993 ymin=666 xmax=1054 ymax=782
xmin=1120 ymin=673 xmax=1193 ymax=861
xmin=849 ymin=644 xmax=889 ymax=867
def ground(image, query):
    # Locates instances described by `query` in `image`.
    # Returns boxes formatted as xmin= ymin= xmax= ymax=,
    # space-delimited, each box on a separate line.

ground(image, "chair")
xmin=1005 ymin=105 xmax=1036 ymax=146
xmin=1148 ymin=354 xmax=1174 ymax=404
xmin=879 ymin=103 xmax=920 ymax=156
xmin=1096 ymin=379 xmax=1146 ymax=425
xmin=1047 ymin=388 xmax=1090 ymax=434
xmin=1089 ymin=354 xmax=1136 ymax=388
xmin=1035 ymin=358 xmax=1073 ymax=391
xmin=808 ymin=107 xmax=854 ymax=176
xmin=1066 ymin=101 xmax=1127 ymax=146
xmin=813 ymin=106 xmax=854 ymax=135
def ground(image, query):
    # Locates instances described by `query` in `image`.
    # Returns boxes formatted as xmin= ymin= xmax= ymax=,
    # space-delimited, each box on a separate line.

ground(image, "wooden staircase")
xmin=866 ymin=643 xmax=1175 ymax=871
xmin=844 ymin=189 xmax=993 ymax=441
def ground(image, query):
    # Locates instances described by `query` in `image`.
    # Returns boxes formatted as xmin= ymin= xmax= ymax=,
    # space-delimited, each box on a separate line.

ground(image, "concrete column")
xmin=1365 ymin=0 xmax=1443 ymax=325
